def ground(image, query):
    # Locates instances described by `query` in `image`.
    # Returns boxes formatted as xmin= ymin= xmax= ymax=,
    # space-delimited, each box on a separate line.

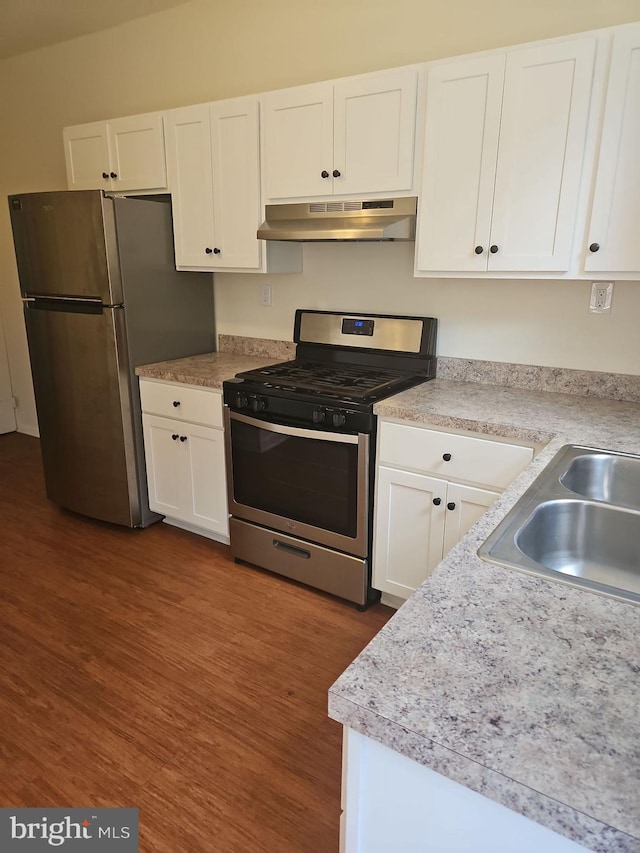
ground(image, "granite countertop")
xmin=135 ymin=351 xmax=283 ymax=387
xmin=329 ymin=379 xmax=640 ymax=853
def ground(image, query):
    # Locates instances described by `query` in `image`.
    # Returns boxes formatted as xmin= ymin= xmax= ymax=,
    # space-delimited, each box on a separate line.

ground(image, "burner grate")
xmin=238 ymin=360 xmax=411 ymax=400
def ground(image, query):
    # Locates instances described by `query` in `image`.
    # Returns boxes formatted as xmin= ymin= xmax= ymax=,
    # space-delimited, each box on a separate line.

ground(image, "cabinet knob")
xmin=447 ymin=501 xmax=456 ymax=511
xmin=213 ymin=247 xmax=221 ymax=254
xmin=172 ymin=400 xmax=181 ymax=407
xmin=205 ymin=247 xmax=213 ymax=254
xmin=332 ymin=169 xmax=341 ymax=178
xmin=179 ymin=435 xmax=188 ymax=442
xmin=589 ymin=242 xmax=600 ymax=253
xmin=489 ymin=245 xmax=499 ymax=254
xmin=474 ymin=246 xmax=484 ymax=255
xmin=432 ymin=497 xmax=442 ymax=506
xmin=110 ymin=172 xmax=118 ymax=179
xmin=171 ymin=434 xmax=179 ymax=441
xmin=321 ymin=170 xmax=330 ymax=178
xmin=442 ymin=453 xmax=452 ymax=462
xmin=102 ymin=172 xmax=109 ymax=180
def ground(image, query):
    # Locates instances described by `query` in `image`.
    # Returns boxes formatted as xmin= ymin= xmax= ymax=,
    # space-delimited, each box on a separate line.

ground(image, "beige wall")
xmin=1 ymin=0 xmax=640 ymax=433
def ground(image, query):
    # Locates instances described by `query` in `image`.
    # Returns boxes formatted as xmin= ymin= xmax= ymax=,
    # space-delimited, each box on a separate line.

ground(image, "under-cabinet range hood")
xmin=257 ymin=197 xmax=417 ymax=242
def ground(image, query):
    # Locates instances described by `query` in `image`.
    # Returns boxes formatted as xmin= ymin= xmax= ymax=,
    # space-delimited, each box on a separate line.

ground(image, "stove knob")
xmin=250 ymin=397 xmax=266 ymax=413
xmin=312 ymin=409 xmax=326 ymax=424
xmin=332 ymin=411 xmax=346 ymax=428
xmin=235 ymin=393 xmax=248 ymax=409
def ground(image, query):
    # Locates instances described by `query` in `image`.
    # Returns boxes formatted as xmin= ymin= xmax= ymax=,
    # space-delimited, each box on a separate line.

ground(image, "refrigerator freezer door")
xmin=24 ymin=301 xmax=140 ymax=526
xmin=8 ymin=191 xmax=122 ymax=305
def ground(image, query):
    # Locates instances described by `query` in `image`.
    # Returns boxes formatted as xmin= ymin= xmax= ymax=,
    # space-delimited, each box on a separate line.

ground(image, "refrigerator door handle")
xmin=23 ymin=294 xmax=103 ymax=303
xmin=23 ymin=295 xmax=104 ymax=315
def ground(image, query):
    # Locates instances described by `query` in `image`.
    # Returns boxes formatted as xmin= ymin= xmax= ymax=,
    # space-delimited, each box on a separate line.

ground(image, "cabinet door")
xmin=416 ymin=55 xmax=505 ymax=272
xmin=181 ymin=422 xmax=228 ymax=536
xmin=165 ymin=105 xmax=216 ymax=267
xmin=63 ymin=122 xmax=112 ymax=190
xmin=107 ymin=113 xmax=167 ymax=191
xmin=585 ymin=24 xmax=640 ymax=273
xmin=489 ymin=37 xmax=596 ymax=272
xmin=142 ymin=415 xmax=185 ymax=518
xmin=263 ymin=83 xmax=334 ymax=200
xmin=210 ymin=97 xmax=262 ymax=269
xmin=442 ymin=482 xmax=499 ymax=558
xmin=373 ymin=467 xmax=446 ymax=600
xmin=333 ymin=68 xmax=418 ymax=196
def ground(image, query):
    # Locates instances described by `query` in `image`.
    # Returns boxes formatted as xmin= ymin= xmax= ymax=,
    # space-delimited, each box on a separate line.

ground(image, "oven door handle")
xmin=228 ymin=410 xmax=360 ymax=444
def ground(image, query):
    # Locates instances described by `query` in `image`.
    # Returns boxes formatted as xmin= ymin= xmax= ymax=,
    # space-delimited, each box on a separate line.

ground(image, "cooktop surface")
xmin=234 ymin=359 xmax=425 ymax=403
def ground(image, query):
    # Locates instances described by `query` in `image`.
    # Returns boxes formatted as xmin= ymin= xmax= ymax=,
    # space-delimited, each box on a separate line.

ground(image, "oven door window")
xmin=230 ymin=418 xmax=359 ymax=538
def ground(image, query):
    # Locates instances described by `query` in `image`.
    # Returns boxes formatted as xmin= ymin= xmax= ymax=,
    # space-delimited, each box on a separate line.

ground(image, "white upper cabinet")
xmin=209 ymin=98 xmax=263 ymax=269
xmin=165 ymin=104 xmax=216 ymax=268
xmin=416 ymin=55 xmax=504 ymax=273
xmin=63 ymin=122 xmax=111 ymax=190
xmin=263 ymin=68 xmax=419 ymax=201
xmin=165 ymin=97 xmax=301 ymax=273
xmin=63 ymin=113 xmax=167 ymax=192
xmin=416 ymin=36 xmax=597 ymax=274
xmin=263 ymin=83 xmax=334 ymax=200
xmin=584 ymin=23 xmax=640 ymax=274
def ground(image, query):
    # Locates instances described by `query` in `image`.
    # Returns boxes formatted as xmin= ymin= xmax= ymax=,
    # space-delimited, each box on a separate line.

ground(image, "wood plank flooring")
xmin=0 ymin=433 xmax=392 ymax=852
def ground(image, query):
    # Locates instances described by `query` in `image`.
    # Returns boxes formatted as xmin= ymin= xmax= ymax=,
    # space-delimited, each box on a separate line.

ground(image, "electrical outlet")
xmin=260 ymin=284 xmax=272 ymax=307
xmin=589 ymin=282 xmax=613 ymax=314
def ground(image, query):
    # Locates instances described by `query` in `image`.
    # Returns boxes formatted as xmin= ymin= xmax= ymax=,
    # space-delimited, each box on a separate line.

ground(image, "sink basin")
xmin=479 ymin=445 xmax=640 ymax=604
xmin=560 ymin=453 xmax=640 ymax=511
xmin=515 ymin=499 xmax=640 ymax=596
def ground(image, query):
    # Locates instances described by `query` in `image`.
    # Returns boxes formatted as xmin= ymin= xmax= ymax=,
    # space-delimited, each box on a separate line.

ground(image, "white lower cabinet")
xmin=341 ymin=728 xmax=588 ymax=853
xmin=373 ymin=421 xmax=533 ymax=604
xmin=140 ymin=379 xmax=229 ymax=543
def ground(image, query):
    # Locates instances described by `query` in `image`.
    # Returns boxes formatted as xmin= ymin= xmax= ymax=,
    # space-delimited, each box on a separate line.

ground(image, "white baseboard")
xmin=17 ymin=423 xmax=40 ymax=438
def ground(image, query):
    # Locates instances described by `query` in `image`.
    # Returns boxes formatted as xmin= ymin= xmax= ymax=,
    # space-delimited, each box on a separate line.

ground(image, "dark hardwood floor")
xmin=0 ymin=433 xmax=392 ymax=852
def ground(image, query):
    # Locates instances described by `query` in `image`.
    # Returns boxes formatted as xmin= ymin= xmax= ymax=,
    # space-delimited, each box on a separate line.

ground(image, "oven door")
xmin=224 ymin=409 xmax=369 ymax=557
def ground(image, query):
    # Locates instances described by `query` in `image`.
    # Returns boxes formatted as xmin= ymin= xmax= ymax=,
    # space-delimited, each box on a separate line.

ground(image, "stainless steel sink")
xmin=560 ymin=452 xmax=640 ymax=510
xmin=479 ymin=445 xmax=640 ymax=604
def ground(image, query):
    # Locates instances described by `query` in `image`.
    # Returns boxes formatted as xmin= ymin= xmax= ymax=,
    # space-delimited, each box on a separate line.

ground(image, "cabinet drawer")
xmin=379 ymin=422 xmax=533 ymax=489
xmin=139 ymin=379 xmax=222 ymax=428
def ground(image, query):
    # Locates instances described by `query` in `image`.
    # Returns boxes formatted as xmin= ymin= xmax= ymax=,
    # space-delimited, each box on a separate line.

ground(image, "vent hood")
xmin=257 ymin=197 xmax=417 ymax=242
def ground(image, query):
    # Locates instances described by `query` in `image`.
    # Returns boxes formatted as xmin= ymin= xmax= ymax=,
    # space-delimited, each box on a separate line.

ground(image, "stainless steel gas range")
xmin=223 ymin=310 xmax=437 ymax=608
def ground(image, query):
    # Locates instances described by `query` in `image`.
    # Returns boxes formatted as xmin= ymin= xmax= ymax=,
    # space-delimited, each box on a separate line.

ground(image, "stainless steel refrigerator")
xmin=8 ymin=190 xmax=216 ymax=528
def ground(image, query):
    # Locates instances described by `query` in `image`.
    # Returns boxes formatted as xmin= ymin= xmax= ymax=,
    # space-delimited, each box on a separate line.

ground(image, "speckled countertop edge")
xmin=330 ymin=380 xmax=640 ymax=853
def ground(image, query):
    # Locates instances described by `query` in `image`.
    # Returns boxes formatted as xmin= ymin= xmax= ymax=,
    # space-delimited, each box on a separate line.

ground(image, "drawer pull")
xmin=173 ymin=400 xmax=181 ymax=407
xmin=171 ymin=434 xmax=179 ymax=441
xmin=433 ymin=497 xmax=441 ymax=506
xmin=273 ymin=539 xmax=311 ymax=560
xmin=447 ymin=501 xmax=456 ymax=511
xmin=443 ymin=453 xmax=452 ymax=462
xmin=179 ymin=435 xmax=188 ymax=442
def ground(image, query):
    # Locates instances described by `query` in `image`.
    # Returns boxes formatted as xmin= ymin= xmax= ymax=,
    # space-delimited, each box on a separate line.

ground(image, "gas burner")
xmin=235 ymin=360 xmax=415 ymax=402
